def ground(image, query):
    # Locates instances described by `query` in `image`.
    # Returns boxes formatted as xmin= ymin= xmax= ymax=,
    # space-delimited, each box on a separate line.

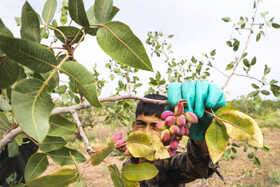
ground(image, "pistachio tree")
xmin=0 ymin=0 xmax=279 ymax=186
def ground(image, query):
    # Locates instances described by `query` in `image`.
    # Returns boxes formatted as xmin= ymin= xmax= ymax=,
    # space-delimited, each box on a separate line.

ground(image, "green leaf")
xmin=25 ymin=173 xmax=78 ymax=187
xmin=48 ymin=165 xmax=77 ymax=175
xmin=272 ymin=23 xmax=280 ymax=29
xmin=54 ymin=26 xmax=84 ymax=44
xmin=0 ymin=97 xmax=11 ymax=111
xmin=121 ymin=163 xmax=159 ymax=182
xmin=94 ymin=0 xmax=113 ymax=24
xmin=231 ymin=143 xmax=240 ymax=147
xmin=12 ymin=79 xmax=54 ymax=142
xmin=121 ymin=174 xmax=139 ymax=187
xmin=91 ymin=142 xmax=115 ymax=166
xmin=241 ymin=53 xmax=247 ymax=59
xmin=42 ymin=0 xmax=57 ymax=24
xmin=69 ymin=0 xmax=89 ymax=27
xmin=25 ymin=153 xmax=49 ymax=182
xmin=226 ymin=41 xmax=232 ymax=47
xmin=226 ymin=61 xmax=235 ymax=71
xmin=48 ymin=147 xmax=86 ymax=166
xmin=108 ymin=6 xmax=120 ymax=21
xmin=39 ymin=136 xmax=67 ymax=152
xmin=256 ymin=33 xmax=261 ymax=41
xmin=0 ymin=57 xmax=19 ymax=89
xmin=60 ymin=61 xmax=101 ymax=107
xmin=243 ymin=59 xmax=250 ymax=67
xmin=251 ymin=57 xmax=256 ymax=65
xmin=40 ymin=70 xmax=60 ymax=92
xmin=0 ymin=19 xmax=13 ymax=37
xmin=247 ymin=152 xmax=255 ymax=159
xmin=253 ymin=157 xmax=261 ymax=167
xmin=251 ymin=83 xmax=259 ymax=89
xmin=108 ymin=164 xmax=126 ymax=187
xmin=261 ymin=90 xmax=270 ymax=95
xmin=20 ymin=1 xmax=40 ymax=43
xmin=219 ymin=109 xmax=263 ymax=147
xmin=49 ymin=115 xmax=77 ymax=136
xmin=210 ymin=49 xmax=216 ymax=56
xmin=205 ymin=119 xmax=229 ymax=164
xmin=0 ymin=112 xmax=11 ymax=131
xmin=62 ymin=93 xmax=70 ymax=104
xmin=126 ymin=131 xmax=169 ymax=161
xmin=216 ymin=106 xmax=244 ymax=116
xmin=264 ymin=65 xmax=270 ymax=76
xmin=84 ymin=5 xmax=99 ymax=36
xmin=55 ymin=85 xmax=67 ymax=94
xmin=8 ymin=140 xmax=19 ymax=157
xmin=75 ymin=178 xmax=86 ymax=187
xmin=271 ymin=84 xmax=280 ymax=97
xmin=221 ymin=17 xmax=231 ymax=22
xmin=261 ymin=145 xmax=270 ymax=152
xmin=15 ymin=17 xmax=21 ymax=26
xmin=97 ymin=21 xmax=153 ymax=71
xmin=0 ymin=35 xmax=58 ymax=73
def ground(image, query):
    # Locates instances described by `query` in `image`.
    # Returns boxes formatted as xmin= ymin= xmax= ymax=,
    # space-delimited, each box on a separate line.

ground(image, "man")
xmin=122 ymin=80 xmax=226 ymax=186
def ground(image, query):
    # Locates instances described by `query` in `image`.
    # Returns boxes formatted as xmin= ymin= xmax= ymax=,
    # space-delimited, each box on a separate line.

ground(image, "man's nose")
xmin=143 ymin=125 xmax=151 ymax=132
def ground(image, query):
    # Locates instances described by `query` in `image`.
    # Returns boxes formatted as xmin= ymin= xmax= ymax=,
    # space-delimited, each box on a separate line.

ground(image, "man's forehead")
xmin=136 ymin=114 xmax=162 ymax=122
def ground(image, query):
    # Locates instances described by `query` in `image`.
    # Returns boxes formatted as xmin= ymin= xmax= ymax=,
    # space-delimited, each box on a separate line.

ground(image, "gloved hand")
xmin=167 ymin=80 xmax=226 ymax=141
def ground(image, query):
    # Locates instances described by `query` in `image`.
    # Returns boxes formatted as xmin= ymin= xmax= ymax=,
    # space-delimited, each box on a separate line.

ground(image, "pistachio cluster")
xmin=157 ymin=100 xmax=198 ymax=156
xmin=111 ymin=132 xmax=127 ymax=152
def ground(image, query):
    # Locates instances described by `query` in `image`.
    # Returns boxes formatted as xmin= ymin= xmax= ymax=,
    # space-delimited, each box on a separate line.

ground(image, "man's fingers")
xmin=206 ymin=84 xmax=226 ymax=110
xmin=194 ymin=80 xmax=209 ymax=118
xmin=181 ymin=80 xmax=196 ymax=113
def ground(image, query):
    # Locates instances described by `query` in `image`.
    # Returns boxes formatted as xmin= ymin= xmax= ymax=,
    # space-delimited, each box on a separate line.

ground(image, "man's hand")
xmin=167 ymin=80 xmax=226 ymax=141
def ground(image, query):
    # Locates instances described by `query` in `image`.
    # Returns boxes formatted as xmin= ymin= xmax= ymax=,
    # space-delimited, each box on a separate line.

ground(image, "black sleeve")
xmin=0 ymin=138 xmax=38 ymax=186
xmin=168 ymin=139 xmax=216 ymax=183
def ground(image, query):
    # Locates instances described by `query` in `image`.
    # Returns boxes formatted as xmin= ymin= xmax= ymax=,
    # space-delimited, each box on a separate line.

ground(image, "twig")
xmin=43 ymin=23 xmax=67 ymax=40
xmin=161 ymin=40 xmax=169 ymax=62
xmin=71 ymin=110 xmax=94 ymax=155
xmin=73 ymin=32 xmax=86 ymax=51
xmin=222 ymin=0 xmax=260 ymax=89
xmin=233 ymin=73 xmax=265 ymax=85
xmin=69 ymin=27 xmax=84 ymax=46
xmin=0 ymin=56 xmax=8 ymax=65
xmin=0 ymin=127 xmax=23 ymax=153
xmin=0 ymin=95 xmax=168 ymax=151
xmin=204 ymin=110 xmax=251 ymax=135
xmin=51 ymin=95 xmax=168 ymax=115
xmin=212 ymin=65 xmax=228 ymax=78
xmin=115 ymin=114 xmax=129 ymax=132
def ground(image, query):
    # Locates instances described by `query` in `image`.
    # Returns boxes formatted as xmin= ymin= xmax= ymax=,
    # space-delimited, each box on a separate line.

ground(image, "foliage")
xmin=0 ymin=0 xmax=279 ymax=186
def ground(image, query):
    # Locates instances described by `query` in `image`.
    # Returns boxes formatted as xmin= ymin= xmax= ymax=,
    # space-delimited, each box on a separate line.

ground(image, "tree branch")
xmin=71 ymin=110 xmax=95 ymax=155
xmin=1 ymin=95 xmax=168 ymax=151
xmin=0 ymin=127 xmax=23 ymax=153
xmin=233 ymin=73 xmax=265 ymax=85
xmin=51 ymin=95 xmax=168 ymax=115
xmin=222 ymin=0 xmax=260 ymax=90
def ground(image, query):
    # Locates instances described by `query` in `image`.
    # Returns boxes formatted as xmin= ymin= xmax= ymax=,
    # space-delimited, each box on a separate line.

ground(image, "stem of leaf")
xmin=204 ymin=110 xmax=250 ymax=134
xmin=43 ymin=23 xmax=67 ymax=40
xmin=73 ymin=33 xmax=86 ymax=51
xmin=0 ymin=56 xmax=8 ymax=65
xmin=70 ymin=27 xmax=85 ymax=46
xmin=222 ymin=0 xmax=260 ymax=89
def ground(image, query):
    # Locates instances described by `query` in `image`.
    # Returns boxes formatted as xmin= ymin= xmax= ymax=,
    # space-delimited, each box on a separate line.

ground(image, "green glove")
xmin=167 ymin=80 xmax=226 ymax=141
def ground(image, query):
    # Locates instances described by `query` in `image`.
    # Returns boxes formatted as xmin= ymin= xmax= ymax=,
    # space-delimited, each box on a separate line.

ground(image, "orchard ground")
xmin=43 ymin=125 xmax=280 ymax=187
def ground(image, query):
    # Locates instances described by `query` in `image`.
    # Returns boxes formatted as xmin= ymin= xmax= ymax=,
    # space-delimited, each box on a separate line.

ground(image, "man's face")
xmin=132 ymin=114 xmax=163 ymax=137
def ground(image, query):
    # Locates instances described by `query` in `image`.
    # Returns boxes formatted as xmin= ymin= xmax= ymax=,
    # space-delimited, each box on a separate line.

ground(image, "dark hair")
xmin=136 ymin=94 xmax=167 ymax=118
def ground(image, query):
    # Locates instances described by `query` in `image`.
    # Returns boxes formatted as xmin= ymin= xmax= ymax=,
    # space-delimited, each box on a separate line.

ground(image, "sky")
xmin=0 ymin=0 xmax=279 ymax=100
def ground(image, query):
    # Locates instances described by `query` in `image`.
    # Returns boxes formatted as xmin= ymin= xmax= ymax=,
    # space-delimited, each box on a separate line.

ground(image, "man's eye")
xmin=136 ymin=123 xmax=144 ymax=126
